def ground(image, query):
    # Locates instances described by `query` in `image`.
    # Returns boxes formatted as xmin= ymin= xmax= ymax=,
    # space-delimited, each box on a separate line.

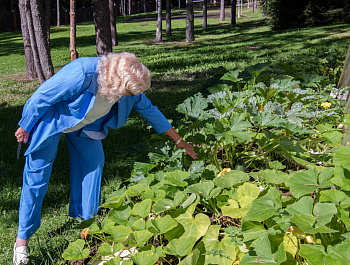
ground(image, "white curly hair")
xmin=97 ymin=52 xmax=151 ymax=102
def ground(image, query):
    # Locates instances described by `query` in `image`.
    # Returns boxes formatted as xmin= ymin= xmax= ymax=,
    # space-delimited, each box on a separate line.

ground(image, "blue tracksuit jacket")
xmin=18 ymin=57 xmax=171 ymax=154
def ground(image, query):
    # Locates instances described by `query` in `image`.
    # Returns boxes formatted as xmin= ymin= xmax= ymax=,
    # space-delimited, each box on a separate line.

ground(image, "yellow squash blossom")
xmin=217 ymin=168 xmax=231 ymax=177
xmin=81 ymin=228 xmax=89 ymax=240
xmin=321 ymin=102 xmax=331 ymax=109
xmin=305 ymin=235 xmax=314 ymax=244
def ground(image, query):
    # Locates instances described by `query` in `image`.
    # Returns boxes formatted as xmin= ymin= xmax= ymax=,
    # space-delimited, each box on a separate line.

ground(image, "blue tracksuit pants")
xmin=17 ymin=131 xmax=104 ymax=240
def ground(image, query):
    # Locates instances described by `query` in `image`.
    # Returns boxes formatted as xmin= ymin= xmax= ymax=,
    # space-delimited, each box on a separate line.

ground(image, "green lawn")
xmin=0 ymin=7 xmax=350 ymax=264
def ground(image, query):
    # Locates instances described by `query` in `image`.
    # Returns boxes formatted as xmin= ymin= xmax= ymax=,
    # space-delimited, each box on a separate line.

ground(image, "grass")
xmin=0 ymin=6 xmax=350 ymax=264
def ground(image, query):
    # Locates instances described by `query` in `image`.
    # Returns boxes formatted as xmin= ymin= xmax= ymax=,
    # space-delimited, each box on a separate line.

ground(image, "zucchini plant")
xmin=62 ymin=62 xmax=350 ymax=265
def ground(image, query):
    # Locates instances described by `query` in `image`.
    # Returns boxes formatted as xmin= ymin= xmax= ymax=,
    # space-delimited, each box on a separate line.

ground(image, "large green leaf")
xmin=240 ymin=234 xmax=276 ymax=264
xmin=288 ymin=197 xmax=338 ymax=230
xmin=153 ymin=198 xmax=175 ymax=214
xmin=326 ymin=245 xmax=350 ymax=265
xmin=228 ymin=112 xmax=252 ymax=132
xmin=290 ymin=214 xmax=338 ymax=234
xmin=164 ymin=236 xmax=197 ymax=257
xmin=178 ymin=249 xmax=200 ymax=265
xmin=62 ymin=239 xmax=90 ymax=261
xmin=313 ymin=202 xmax=338 ymax=226
xmin=335 ymin=240 xmax=350 ymax=258
xmin=181 ymin=193 xmax=199 ymax=209
xmin=200 ymin=225 xmax=221 ymax=249
xmin=101 ymin=194 xmax=125 ymax=209
xmin=165 ymin=170 xmax=190 ymax=187
xmin=204 ymin=238 xmax=236 ymax=265
xmin=147 ymin=215 xmax=178 ymax=235
xmin=286 ymin=196 xmax=313 ymax=216
xmin=176 ymin=93 xmax=211 ymax=121
xmin=221 ymin=69 xmax=242 ymax=83
xmin=131 ymin=162 xmax=157 ymax=182
xmin=108 ymin=205 xmax=131 ymax=225
xmin=332 ymin=165 xmax=350 ymax=191
xmin=164 ymin=223 xmax=185 ymax=242
xmin=129 ymin=198 xmax=152 ymax=218
xmin=301 ymin=73 xmax=327 ymax=87
xmin=221 ymin=199 xmax=242 ymax=219
xmin=126 ymin=183 xmax=148 ymax=197
xmin=221 ymin=183 xmax=260 ymax=219
xmin=256 ymin=169 xmax=289 ymax=185
xmin=319 ymin=189 xmax=350 ymax=208
xmin=278 ymin=136 xmax=307 ymax=154
xmin=285 ymin=168 xmax=320 ymax=198
xmin=104 ymin=257 xmax=121 ymax=265
xmin=131 ymin=219 xmax=146 ymax=231
xmin=237 ymin=182 xmax=261 ymax=209
xmin=323 ymin=131 xmax=343 ymax=146
xmin=334 ymin=146 xmax=350 ymax=170
xmin=252 ymin=112 xmax=286 ymax=128
xmin=176 ymin=203 xmax=211 ymax=241
xmin=299 ymin=244 xmax=325 ymax=265
xmin=185 ymin=180 xmax=215 ymax=198
xmin=188 ymin=160 xmax=206 ymax=180
xmin=104 ymin=225 xmax=132 ymax=242
xmin=98 ymin=242 xmax=123 ymax=257
xmin=241 ymin=221 xmax=267 ymax=242
xmin=130 ymin=250 xmax=159 ymax=265
xmin=214 ymin=170 xmax=250 ymax=188
xmin=128 ymin=230 xmax=154 ymax=247
xmin=244 ymin=188 xmax=281 ymax=222
xmin=246 ymin=62 xmax=271 ymax=78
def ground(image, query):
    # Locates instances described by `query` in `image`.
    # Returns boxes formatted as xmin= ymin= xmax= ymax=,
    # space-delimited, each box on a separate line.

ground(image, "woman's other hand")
xmin=15 ymin=127 xmax=30 ymax=143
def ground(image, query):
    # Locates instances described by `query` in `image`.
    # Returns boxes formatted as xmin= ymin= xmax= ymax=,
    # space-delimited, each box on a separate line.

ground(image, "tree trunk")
xmin=70 ymin=0 xmax=78 ymax=60
xmin=94 ymin=0 xmax=113 ymax=56
xmin=24 ymin=0 xmax=46 ymax=83
xmin=143 ymin=0 xmax=147 ymax=12
xmin=44 ymin=0 xmax=51 ymax=44
xmin=109 ymin=0 xmax=118 ymax=46
xmin=203 ymin=0 xmax=207 ymax=29
xmin=186 ymin=0 xmax=194 ymax=42
xmin=165 ymin=0 xmax=171 ymax=37
xmin=339 ymin=44 xmax=350 ymax=94
xmin=339 ymin=44 xmax=350 ymax=146
xmin=23 ymin=0 xmax=54 ymax=83
xmin=57 ymin=0 xmax=60 ymax=27
xmin=128 ymin=0 xmax=131 ymax=14
xmin=156 ymin=0 xmax=162 ymax=43
xmin=19 ymin=0 xmax=37 ymax=79
xmin=220 ymin=0 xmax=225 ymax=21
xmin=231 ymin=0 xmax=236 ymax=25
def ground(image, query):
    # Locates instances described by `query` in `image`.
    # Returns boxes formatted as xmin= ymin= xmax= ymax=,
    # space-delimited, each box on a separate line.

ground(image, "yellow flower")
xmin=217 ymin=168 xmax=231 ymax=177
xmin=321 ymin=102 xmax=331 ymax=109
xmin=305 ymin=235 xmax=314 ymax=244
xmin=81 ymin=228 xmax=89 ymax=240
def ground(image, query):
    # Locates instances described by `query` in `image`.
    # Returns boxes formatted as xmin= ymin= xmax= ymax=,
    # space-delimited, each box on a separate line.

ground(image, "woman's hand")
xmin=176 ymin=140 xmax=198 ymax=160
xmin=164 ymin=127 xmax=198 ymax=160
xmin=15 ymin=127 xmax=30 ymax=143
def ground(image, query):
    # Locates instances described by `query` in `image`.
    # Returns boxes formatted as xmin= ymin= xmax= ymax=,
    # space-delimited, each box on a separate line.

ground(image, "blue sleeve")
xmin=132 ymin=94 xmax=172 ymax=134
xmin=18 ymin=61 xmax=87 ymax=132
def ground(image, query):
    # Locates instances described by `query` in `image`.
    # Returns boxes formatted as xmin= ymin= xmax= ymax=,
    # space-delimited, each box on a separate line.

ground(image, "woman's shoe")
xmin=13 ymin=244 xmax=29 ymax=265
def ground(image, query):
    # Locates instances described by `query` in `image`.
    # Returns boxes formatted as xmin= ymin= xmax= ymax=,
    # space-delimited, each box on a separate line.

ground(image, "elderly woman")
xmin=13 ymin=52 xmax=197 ymax=264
